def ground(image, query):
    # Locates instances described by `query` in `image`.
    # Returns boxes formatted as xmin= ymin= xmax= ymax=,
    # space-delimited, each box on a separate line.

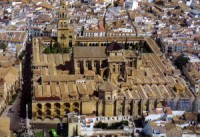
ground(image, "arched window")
xmin=65 ymin=109 xmax=70 ymax=114
xmin=64 ymin=103 xmax=70 ymax=108
xmin=62 ymin=13 xmax=64 ymax=18
xmin=55 ymin=110 xmax=60 ymax=115
xmin=37 ymin=103 xmax=42 ymax=109
xmin=37 ymin=110 xmax=42 ymax=116
xmin=74 ymin=108 xmax=79 ymax=114
xmin=45 ymin=103 xmax=51 ymax=109
xmin=113 ymin=66 xmax=115 ymax=72
xmin=54 ymin=103 xmax=61 ymax=109
xmin=73 ymin=102 xmax=79 ymax=108
xmin=46 ymin=110 xmax=51 ymax=115
xmin=86 ymin=61 xmax=89 ymax=68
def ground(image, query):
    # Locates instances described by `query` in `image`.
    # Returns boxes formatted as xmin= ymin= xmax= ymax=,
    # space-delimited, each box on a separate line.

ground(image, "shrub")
xmin=94 ymin=122 xmax=108 ymax=129
xmin=174 ymin=55 xmax=189 ymax=70
xmin=43 ymin=46 xmax=70 ymax=54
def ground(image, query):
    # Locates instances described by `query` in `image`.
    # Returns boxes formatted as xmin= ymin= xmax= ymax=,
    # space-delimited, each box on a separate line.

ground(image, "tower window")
xmin=113 ymin=66 xmax=115 ymax=72
xmin=94 ymin=61 xmax=97 ymax=67
xmin=77 ymin=62 xmax=80 ymax=68
xmin=60 ymin=22 xmax=63 ymax=27
xmin=64 ymin=22 xmax=66 ymax=27
xmin=86 ymin=61 xmax=89 ymax=68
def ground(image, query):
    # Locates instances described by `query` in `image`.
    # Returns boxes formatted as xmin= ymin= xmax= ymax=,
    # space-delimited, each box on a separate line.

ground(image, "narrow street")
xmin=2 ymin=92 xmax=23 ymax=131
xmin=20 ymin=42 xmax=33 ymax=119
xmin=126 ymin=10 xmax=137 ymax=36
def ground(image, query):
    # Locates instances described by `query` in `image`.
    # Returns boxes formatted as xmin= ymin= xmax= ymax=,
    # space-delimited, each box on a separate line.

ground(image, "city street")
xmin=2 ymin=92 xmax=24 ymax=131
xmin=20 ymin=42 xmax=32 ymax=118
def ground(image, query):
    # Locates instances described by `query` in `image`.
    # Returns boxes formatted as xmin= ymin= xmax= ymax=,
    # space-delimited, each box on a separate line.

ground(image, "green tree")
xmin=44 ymin=46 xmax=51 ymax=53
xmin=63 ymin=47 xmax=70 ymax=53
xmin=53 ymin=42 xmax=60 ymax=48
xmin=51 ymin=47 xmax=57 ymax=53
xmin=94 ymin=122 xmax=108 ymax=129
xmin=57 ymin=47 xmax=62 ymax=53
xmin=18 ymin=50 xmax=25 ymax=60
xmin=0 ymin=42 xmax=7 ymax=51
xmin=43 ymin=45 xmax=71 ymax=54
xmin=108 ymin=120 xmax=128 ymax=129
xmin=174 ymin=55 xmax=189 ymax=70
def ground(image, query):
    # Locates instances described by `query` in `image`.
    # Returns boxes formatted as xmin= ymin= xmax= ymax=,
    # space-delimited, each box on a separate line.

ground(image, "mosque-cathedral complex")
xmin=31 ymin=0 xmax=197 ymax=122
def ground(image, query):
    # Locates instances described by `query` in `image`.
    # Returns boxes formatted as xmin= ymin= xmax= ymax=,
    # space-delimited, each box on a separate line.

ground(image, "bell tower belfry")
xmin=60 ymin=0 xmax=66 ymax=5
xmin=57 ymin=0 xmax=73 ymax=47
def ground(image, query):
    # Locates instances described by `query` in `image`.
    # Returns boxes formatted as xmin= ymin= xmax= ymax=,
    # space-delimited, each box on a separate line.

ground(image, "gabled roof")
xmin=0 ymin=67 xmax=19 ymax=84
xmin=73 ymin=46 xmax=106 ymax=58
xmin=99 ymin=81 xmax=119 ymax=92
xmin=106 ymin=41 xmax=124 ymax=51
xmin=84 ymin=70 xmax=95 ymax=77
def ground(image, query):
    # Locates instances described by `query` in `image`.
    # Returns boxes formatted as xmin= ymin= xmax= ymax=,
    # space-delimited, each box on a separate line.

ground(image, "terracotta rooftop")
xmin=99 ymin=81 xmax=119 ymax=92
xmin=184 ymin=112 xmax=198 ymax=121
xmin=106 ymin=42 xmax=124 ymax=51
xmin=73 ymin=46 xmax=106 ymax=58
xmin=34 ymin=82 xmax=98 ymax=100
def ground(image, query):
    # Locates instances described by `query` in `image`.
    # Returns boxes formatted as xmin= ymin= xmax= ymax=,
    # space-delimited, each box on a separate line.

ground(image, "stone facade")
xmin=0 ymin=67 xmax=20 ymax=114
xmin=32 ymin=36 xmax=195 ymax=122
xmin=31 ymin=1 xmax=195 ymax=122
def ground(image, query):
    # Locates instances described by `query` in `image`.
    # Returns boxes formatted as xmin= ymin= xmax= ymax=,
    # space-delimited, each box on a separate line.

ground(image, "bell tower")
xmin=60 ymin=0 xmax=66 ymax=5
xmin=57 ymin=0 xmax=70 ymax=48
